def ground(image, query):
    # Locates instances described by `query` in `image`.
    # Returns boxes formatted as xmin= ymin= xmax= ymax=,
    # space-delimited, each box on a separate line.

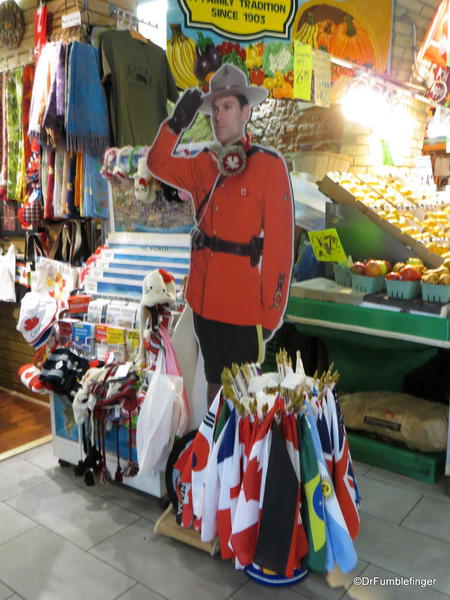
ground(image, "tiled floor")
xmin=0 ymin=444 xmax=449 ymax=600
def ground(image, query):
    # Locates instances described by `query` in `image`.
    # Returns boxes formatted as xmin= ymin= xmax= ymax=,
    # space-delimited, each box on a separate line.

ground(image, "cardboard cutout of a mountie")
xmin=147 ymin=64 xmax=293 ymax=401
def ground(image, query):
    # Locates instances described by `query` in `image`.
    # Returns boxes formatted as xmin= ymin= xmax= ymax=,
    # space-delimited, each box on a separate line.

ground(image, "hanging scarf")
xmin=22 ymin=64 xmax=35 ymax=198
xmin=7 ymin=68 xmax=23 ymax=202
xmin=44 ymin=148 xmax=55 ymax=219
xmin=66 ymin=42 xmax=110 ymax=157
xmin=43 ymin=42 xmax=66 ymax=144
xmin=66 ymin=151 xmax=78 ymax=218
xmin=28 ymin=43 xmax=55 ymax=143
xmin=52 ymin=148 xmax=65 ymax=218
xmin=0 ymin=72 xmax=6 ymax=201
xmin=83 ymin=154 xmax=109 ymax=218
xmin=60 ymin=150 xmax=69 ymax=217
xmin=34 ymin=4 xmax=48 ymax=63
xmin=75 ymin=153 xmax=84 ymax=211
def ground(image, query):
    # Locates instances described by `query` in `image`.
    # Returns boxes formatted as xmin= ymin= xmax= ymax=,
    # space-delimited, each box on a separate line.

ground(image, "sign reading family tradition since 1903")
xmin=178 ymin=0 xmax=295 ymax=38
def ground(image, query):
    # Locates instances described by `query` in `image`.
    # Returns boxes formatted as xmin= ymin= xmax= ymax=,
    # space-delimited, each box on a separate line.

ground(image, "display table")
xmin=50 ymin=393 xmax=166 ymax=498
xmin=286 ymin=279 xmax=450 ymax=480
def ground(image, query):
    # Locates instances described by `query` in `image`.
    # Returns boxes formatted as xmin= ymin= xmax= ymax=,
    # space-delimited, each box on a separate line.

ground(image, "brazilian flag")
xmin=298 ymin=413 xmax=327 ymax=573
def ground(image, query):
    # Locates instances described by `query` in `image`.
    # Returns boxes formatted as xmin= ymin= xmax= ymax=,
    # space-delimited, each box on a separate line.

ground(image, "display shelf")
xmin=286 ymin=296 xmax=450 ymax=348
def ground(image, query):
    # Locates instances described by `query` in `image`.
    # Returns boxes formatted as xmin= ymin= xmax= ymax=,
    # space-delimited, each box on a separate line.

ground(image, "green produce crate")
xmin=421 ymin=282 xmax=450 ymax=303
xmin=351 ymin=273 xmax=385 ymax=294
xmin=333 ymin=263 xmax=352 ymax=287
xmin=348 ymin=431 xmax=446 ymax=484
xmin=386 ymin=279 xmax=420 ymax=300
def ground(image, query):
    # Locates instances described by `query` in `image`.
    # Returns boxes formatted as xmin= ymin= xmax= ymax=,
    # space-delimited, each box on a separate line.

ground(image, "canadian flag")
xmin=229 ymin=402 xmax=277 ymax=567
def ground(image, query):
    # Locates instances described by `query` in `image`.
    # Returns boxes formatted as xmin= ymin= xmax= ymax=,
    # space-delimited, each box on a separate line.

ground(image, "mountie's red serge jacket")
xmin=147 ymin=122 xmax=294 ymax=331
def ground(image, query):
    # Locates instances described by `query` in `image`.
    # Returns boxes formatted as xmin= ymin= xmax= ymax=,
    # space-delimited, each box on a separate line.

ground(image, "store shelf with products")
xmin=46 ymin=232 xmax=198 ymax=501
xmin=286 ymin=171 xmax=450 ymax=485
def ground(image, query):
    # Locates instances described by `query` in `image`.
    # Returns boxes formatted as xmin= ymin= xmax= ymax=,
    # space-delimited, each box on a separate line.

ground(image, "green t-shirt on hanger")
xmin=100 ymin=30 xmax=178 ymax=147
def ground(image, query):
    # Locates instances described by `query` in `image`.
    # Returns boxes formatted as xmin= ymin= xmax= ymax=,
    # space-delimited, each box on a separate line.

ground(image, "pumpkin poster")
xmin=292 ymin=0 xmax=392 ymax=72
xmin=166 ymin=0 xmax=393 ymax=98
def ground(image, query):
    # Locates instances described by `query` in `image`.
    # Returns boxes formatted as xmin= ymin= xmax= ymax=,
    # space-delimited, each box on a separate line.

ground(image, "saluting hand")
xmin=168 ymin=89 xmax=203 ymax=135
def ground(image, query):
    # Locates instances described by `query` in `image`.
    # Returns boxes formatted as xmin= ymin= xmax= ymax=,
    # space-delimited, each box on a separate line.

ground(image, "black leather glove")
xmin=168 ymin=89 xmax=203 ymax=134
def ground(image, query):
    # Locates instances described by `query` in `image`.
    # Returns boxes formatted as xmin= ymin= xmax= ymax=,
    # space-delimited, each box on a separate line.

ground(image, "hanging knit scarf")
xmin=22 ymin=64 xmax=35 ymax=198
xmin=66 ymin=151 xmax=78 ymax=218
xmin=0 ymin=72 xmax=6 ymax=201
xmin=28 ymin=43 xmax=55 ymax=143
xmin=34 ymin=4 xmax=48 ymax=64
xmin=42 ymin=42 xmax=66 ymax=144
xmin=60 ymin=150 xmax=69 ymax=216
xmin=83 ymin=154 xmax=109 ymax=218
xmin=66 ymin=42 xmax=110 ymax=157
xmin=52 ymin=148 xmax=65 ymax=218
xmin=7 ymin=68 xmax=23 ymax=202
xmin=44 ymin=148 xmax=55 ymax=219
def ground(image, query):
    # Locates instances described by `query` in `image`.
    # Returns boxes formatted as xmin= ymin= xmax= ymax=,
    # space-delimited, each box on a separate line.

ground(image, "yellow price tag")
xmin=126 ymin=330 xmax=140 ymax=351
xmin=107 ymin=327 xmax=126 ymax=345
xmin=293 ymin=41 xmax=313 ymax=101
xmin=308 ymin=228 xmax=347 ymax=262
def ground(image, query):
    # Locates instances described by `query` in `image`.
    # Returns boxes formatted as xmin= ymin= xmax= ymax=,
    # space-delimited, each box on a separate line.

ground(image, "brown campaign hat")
xmin=199 ymin=64 xmax=268 ymax=114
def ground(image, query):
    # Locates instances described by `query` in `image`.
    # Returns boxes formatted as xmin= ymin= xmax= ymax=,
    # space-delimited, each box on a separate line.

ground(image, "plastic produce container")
xmin=421 ymin=282 xmax=450 ymax=303
xmin=333 ymin=263 xmax=352 ymax=287
xmin=351 ymin=273 xmax=385 ymax=293
xmin=386 ymin=279 xmax=420 ymax=300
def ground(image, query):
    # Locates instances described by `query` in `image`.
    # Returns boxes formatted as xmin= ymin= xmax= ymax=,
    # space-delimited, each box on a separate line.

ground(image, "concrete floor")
xmin=0 ymin=443 xmax=449 ymax=600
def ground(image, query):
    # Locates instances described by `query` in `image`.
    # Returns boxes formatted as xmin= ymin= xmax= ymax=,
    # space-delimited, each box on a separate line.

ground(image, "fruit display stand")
xmin=319 ymin=173 xmax=448 ymax=268
xmin=286 ymin=279 xmax=450 ymax=484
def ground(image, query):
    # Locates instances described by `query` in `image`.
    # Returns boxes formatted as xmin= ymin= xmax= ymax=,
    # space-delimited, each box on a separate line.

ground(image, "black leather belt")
xmin=191 ymin=228 xmax=263 ymax=267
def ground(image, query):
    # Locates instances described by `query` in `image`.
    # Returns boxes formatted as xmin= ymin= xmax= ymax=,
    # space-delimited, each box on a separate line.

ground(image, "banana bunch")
xmin=167 ymin=23 xmax=198 ymax=89
xmin=295 ymin=12 xmax=318 ymax=47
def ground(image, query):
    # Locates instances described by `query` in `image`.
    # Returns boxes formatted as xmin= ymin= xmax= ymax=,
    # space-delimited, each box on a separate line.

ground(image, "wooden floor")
xmin=0 ymin=391 xmax=51 ymax=455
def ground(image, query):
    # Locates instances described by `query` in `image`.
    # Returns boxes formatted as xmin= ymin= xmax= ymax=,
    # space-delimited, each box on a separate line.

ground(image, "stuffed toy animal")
xmin=132 ymin=156 xmax=159 ymax=204
xmin=135 ymin=269 xmax=176 ymax=365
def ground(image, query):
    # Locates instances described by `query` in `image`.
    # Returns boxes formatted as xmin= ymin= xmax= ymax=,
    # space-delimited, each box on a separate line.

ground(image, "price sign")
xmin=293 ymin=40 xmax=313 ymax=101
xmin=313 ymin=49 xmax=331 ymax=108
xmin=106 ymin=327 xmax=126 ymax=345
xmin=308 ymin=228 xmax=346 ymax=262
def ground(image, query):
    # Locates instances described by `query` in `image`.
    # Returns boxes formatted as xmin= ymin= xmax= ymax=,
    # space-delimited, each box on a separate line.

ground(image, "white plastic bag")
xmin=0 ymin=245 xmax=16 ymax=302
xmin=136 ymin=351 xmax=185 ymax=474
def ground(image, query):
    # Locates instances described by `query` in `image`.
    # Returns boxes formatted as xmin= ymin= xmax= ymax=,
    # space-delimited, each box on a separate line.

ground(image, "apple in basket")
xmin=364 ymin=260 xmax=385 ymax=277
xmin=399 ymin=266 xmax=421 ymax=281
xmin=386 ymin=271 xmax=400 ymax=280
xmin=351 ymin=261 xmax=366 ymax=275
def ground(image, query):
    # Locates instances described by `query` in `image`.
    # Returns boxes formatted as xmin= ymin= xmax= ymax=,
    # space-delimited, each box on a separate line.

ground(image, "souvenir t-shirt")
xmin=100 ymin=30 xmax=178 ymax=146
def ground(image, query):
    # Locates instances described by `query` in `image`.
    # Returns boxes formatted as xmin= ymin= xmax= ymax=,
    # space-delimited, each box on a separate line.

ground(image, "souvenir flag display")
xmin=172 ymin=350 xmax=360 ymax=581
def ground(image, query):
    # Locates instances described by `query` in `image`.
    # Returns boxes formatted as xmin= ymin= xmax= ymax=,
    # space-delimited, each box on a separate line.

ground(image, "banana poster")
xmin=167 ymin=0 xmax=393 ymax=98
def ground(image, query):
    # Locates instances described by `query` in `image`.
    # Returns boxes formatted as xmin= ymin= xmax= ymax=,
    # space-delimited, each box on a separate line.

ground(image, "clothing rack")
xmin=108 ymin=2 xmax=158 ymax=30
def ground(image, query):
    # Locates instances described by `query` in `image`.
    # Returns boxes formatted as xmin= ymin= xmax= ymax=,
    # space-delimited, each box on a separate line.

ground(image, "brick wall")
xmin=391 ymin=0 xmax=441 ymax=82
xmin=249 ymin=101 xmax=345 ymax=154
